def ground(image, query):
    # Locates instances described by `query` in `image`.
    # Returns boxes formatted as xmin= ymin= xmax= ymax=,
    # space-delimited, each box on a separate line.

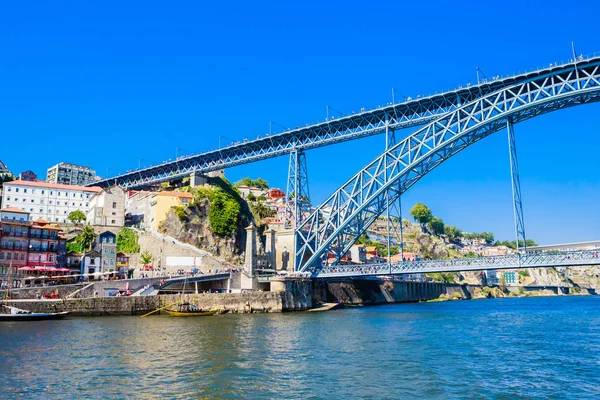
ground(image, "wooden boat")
xmin=0 ymin=305 xmax=72 ymax=321
xmin=164 ymin=302 xmax=218 ymax=317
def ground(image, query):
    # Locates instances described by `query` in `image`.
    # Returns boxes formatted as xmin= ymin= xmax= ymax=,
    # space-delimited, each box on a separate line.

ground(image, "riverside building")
xmin=1 ymin=180 xmax=102 ymax=223
xmin=46 ymin=162 xmax=96 ymax=186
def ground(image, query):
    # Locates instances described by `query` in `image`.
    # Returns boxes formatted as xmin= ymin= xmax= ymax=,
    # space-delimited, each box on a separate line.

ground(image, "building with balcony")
xmin=46 ymin=162 xmax=96 ymax=186
xmin=1 ymin=180 xmax=102 ymax=223
xmin=0 ymin=208 xmax=32 ymax=276
xmin=27 ymin=221 xmax=61 ymax=268
xmin=0 ymin=208 xmax=67 ymax=279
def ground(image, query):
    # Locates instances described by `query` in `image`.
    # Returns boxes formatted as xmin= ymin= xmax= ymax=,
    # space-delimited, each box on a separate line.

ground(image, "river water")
xmin=1 ymin=296 xmax=599 ymax=399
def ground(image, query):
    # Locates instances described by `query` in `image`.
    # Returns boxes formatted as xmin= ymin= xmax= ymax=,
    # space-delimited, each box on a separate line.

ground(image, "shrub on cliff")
xmin=208 ymin=189 xmax=240 ymax=236
xmin=117 ymin=228 xmax=140 ymax=253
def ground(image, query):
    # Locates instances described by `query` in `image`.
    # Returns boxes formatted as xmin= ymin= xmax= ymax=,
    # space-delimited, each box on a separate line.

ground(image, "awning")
xmin=18 ymin=266 xmax=35 ymax=271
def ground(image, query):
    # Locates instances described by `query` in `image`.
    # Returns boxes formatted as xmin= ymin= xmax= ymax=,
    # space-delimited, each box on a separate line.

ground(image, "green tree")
xmin=381 ymin=245 xmax=400 ymax=257
xmin=247 ymin=193 xmax=256 ymax=202
xmin=480 ymin=232 xmax=495 ymax=244
xmin=235 ymin=177 xmax=269 ymax=189
xmin=66 ymin=240 xmax=83 ymax=253
xmin=428 ymin=217 xmax=445 ymax=237
xmin=465 ymin=251 xmax=477 ymax=258
xmin=251 ymin=202 xmax=276 ymax=220
xmin=410 ymin=203 xmax=433 ymax=226
xmin=140 ymin=250 xmax=153 ymax=267
xmin=76 ymin=225 xmax=97 ymax=251
xmin=116 ymin=228 xmax=140 ymax=253
xmin=355 ymin=233 xmax=372 ymax=246
xmin=444 ymin=225 xmax=462 ymax=242
xmin=67 ymin=210 xmax=87 ymax=225
xmin=253 ymin=178 xmax=269 ymax=190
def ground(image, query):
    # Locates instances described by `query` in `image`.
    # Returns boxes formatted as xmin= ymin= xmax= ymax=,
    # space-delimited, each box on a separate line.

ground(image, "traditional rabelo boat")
xmin=164 ymin=302 xmax=218 ymax=317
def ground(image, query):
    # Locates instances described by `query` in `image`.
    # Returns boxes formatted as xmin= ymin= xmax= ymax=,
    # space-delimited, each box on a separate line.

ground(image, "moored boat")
xmin=165 ymin=302 xmax=218 ymax=317
xmin=0 ymin=305 xmax=73 ymax=321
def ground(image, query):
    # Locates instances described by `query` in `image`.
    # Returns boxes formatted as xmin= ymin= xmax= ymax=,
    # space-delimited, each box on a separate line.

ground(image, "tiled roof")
xmin=156 ymin=191 xmax=194 ymax=199
xmin=0 ymin=207 xmax=29 ymax=213
xmin=4 ymin=180 xmax=102 ymax=192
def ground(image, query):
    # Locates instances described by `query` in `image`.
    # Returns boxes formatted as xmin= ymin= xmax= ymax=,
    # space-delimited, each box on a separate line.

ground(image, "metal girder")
xmin=507 ymin=119 xmax=527 ymax=253
xmin=295 ymin=59 xmax=600 ymax=274
xmin=311 ymin=250 xmax=600 ymax=278
xmin=89 ymin=58 xmax=600 ymax=190
xmin=285 ymin=149 xmax=311 ymax=228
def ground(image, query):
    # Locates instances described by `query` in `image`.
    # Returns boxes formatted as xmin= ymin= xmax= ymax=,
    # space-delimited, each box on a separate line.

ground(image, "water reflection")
xmin=0 ymin=297 xmax=599 ymax=398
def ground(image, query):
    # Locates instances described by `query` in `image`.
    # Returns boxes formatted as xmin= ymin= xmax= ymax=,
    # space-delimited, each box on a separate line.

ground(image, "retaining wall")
xmin=7 ymin=291 xmax=286 ymax=316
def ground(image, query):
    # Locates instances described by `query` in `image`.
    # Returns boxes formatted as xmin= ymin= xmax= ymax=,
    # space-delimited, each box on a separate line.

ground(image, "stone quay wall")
xmin=7 ymin=291 xmax=287 ymax=316
xmin=1 ymin=283 xmax=86 ymax=300
xmin=311 ymin=278 xmax=478 ymax=305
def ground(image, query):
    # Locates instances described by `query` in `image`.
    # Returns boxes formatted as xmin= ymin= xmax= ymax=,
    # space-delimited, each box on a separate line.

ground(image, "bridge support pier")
xmin=385 ymin=122 xmax=404 ymax=267
xmin=507 ymin=118 xmax=527 ymax=253
xmin=285 ymin=148 xmax=311 ymax=229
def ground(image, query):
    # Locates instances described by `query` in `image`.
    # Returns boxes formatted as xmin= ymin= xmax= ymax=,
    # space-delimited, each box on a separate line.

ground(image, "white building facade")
xmin=1 ymin=181 xmax=101 ymax=223
xmin=86 ymin=186 xmax=126 ymax=227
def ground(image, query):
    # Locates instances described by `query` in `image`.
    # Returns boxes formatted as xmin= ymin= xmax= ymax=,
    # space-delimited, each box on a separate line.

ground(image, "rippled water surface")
xmin=1 ymin=296 xmax=599 ymax=399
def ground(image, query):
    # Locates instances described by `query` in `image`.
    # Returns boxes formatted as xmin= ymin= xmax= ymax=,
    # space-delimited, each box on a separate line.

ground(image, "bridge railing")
xmin=307 ymin=250 xmax=600 ymax=278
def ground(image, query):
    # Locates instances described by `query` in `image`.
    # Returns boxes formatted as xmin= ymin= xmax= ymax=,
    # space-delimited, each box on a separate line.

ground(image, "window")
xmin=7 ymin=188 xmax=11 ymax=192
xmin=49 ymin=200 xmax=53 ymax=204
xmin=42 ymin=190 xmax=45 ymax=194
xmin=23 ymin=189 xmax=27 ymax=193
xmin=7 ymin=253 xmax=11 ymax=260
xmin=15 ymin=188 xmax=19 ymax=192
xmin=21 ymin=253 xmax=25 ymax=260
xmin=112 ymin=202 xmax=117 ymax=208
xmin=112 ymin=212 xmax=116 ymax=215
xmin=31 ymin=199 xmax=34 ymax=203
xmin=0 ymin=252 xmax=3 ymax=260
xmin=58 ymin=192 xmax=60 ymax=196
xmin=111 ymin=220 xmax=116 ymax=224
xmin=22 ymin=199 xmax=26 ymax=202
xmin=72 ymin=203 xmax=75 ymax=206
xmin=50 ymin=191 xmax=53 ymax=195
xmin=6 ymin=197 xmax=10 ymax=201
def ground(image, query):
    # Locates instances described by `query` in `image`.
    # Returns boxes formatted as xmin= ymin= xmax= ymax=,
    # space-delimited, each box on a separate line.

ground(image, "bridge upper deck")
xmin=91 ymin=55 xmax=600 ymax=189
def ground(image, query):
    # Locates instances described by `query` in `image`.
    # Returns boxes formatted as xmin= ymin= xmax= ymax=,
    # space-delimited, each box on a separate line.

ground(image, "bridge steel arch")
xmin=295 ymin=59 xmax=600 ymax=274
xmin=90 ymin=58 xmax=600 ymax=189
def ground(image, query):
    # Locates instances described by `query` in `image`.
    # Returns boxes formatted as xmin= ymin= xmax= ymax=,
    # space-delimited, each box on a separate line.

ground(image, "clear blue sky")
xmin=1 ymin=1 xmax=599 ymax=245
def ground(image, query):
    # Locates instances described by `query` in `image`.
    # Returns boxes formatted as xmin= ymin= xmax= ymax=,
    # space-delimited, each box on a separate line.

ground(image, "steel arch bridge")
xmin=89 ymin=58 xmax=600 ymax=189
xmin=295 ymin=58 xmax=600 ymax=275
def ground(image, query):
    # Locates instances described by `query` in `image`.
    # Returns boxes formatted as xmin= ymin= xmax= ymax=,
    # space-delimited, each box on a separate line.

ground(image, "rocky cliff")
xmin=158 ymin=180 xmax=257 ymax=264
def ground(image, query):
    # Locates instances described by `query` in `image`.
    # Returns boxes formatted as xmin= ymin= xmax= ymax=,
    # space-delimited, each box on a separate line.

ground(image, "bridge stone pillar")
xmin=242 ymin=224 xmax=258 ymax=291
xmin=190 ymin=172 xmax=207 ymax=187
xmin=244 ymin=224 xmax=257 ymax=276
xmin=265 ymin=229 xmax=277 ymax=270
